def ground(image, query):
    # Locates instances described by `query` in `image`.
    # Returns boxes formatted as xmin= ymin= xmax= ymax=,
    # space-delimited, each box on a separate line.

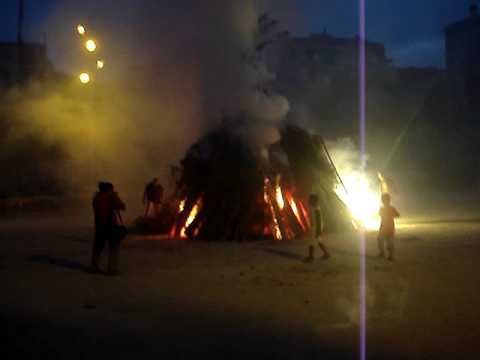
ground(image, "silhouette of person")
xmin=143 ymin=178 xmax=164 ymax=218
xmin=91 ymin=182 xmax=126 ymax=275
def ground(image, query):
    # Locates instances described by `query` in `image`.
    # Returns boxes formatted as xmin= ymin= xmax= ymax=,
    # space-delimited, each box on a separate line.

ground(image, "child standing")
xmin=378 ymin=193 xmax=400 ymax=261
xmin=306 ymin=194 xmax=330 ymax=261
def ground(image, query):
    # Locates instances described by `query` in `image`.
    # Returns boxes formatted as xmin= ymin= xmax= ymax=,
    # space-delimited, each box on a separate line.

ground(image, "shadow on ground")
xmin=0 ymin=308 xmax=447 ymax=360
xmin=261 ymin=247 xmax=306 ymax=261
xmin=28 ymin=255 xmax=88 ymax=272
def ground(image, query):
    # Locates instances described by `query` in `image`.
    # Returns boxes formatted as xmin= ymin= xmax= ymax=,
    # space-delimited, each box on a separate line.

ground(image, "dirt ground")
xmin=1 ymin=215 xmax=479 ymax=359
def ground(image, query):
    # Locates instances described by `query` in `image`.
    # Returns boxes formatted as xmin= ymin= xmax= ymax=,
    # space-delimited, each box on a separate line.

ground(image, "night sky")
xmin=0 ymin=0 xmax=476 ymax=68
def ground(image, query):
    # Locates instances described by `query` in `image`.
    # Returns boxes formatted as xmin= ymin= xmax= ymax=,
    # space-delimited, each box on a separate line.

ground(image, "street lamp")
xmin=74 ymin=24 xmax=108 ymax=184
xmin=75 ymin=24 xmax=105 ymax=83
xmin=77 ymin=24 xmax=86 ymax=35
xmin=85 ymin=39 xmax=97 ymax=53
xmin=79 ymin=72 xmax=91 ymax=84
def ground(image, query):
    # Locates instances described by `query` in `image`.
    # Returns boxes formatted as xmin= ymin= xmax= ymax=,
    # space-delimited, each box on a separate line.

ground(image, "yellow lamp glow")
xmin=79 ymin=72 xmax=91 ymax=84
xmin=77 ymin=24 xmax=86 ymax=35
xmin=96 ymin=60 xmax=105 ymax=69
xmin=85 ymin=39 xmax=97 ymax=52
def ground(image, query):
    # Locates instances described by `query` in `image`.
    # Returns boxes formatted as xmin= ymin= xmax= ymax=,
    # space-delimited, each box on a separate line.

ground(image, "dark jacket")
xmin=93 ymin=191 xmax=126 ymax=230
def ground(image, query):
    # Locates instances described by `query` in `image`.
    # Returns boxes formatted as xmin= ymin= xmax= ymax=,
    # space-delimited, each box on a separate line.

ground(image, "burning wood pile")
xmin=150 ymin=122 xmax=352 ymax=241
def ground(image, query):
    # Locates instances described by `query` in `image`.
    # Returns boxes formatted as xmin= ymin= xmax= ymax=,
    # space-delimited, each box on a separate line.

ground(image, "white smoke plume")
xmin=326 ymin=138 xmax=368 ymax=178
xmin=2 ymin=0 xmax=296 ymax=198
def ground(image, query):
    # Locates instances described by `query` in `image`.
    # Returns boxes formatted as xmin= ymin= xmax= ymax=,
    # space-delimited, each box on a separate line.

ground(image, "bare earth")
xmin=1 ymin=216 xmax=479 ymax=359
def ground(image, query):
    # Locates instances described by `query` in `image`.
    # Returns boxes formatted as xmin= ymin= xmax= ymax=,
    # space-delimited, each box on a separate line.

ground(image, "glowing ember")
xmin=335 ymin=172 xmax=380 ymax=231
xmin=272 ymin=222 xmax=282 ymax=240
xmin=263 ymin=188 xmax=269 ymax=204
xmin=285 ymin=192 xmax=306 ymax=231
xmin=288 ymin=195 xmax=300 ymax=219
xmin=178 ymin=199 xmax=186 ymax=212
xmin=299 ymin=201 xmax=310 ymax=228
xmin=180 ymin=201 xmax=200 ymax=238
xmin=275 ymin=186 xmax=285 ymax=210
xmin=264 ymin=178 xmax=283 ymax=240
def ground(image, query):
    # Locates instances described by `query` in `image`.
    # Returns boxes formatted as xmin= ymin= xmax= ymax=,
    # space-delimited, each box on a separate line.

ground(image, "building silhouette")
xmin=267 ymin=32 xmax=391 ymax=95
xmin=0 ymin=0 xmax=49 ymax=91
xmin=0 ymin=42 xmax=48 ymax=90
xmin=445 ymin=4 xmax=480 ymax=114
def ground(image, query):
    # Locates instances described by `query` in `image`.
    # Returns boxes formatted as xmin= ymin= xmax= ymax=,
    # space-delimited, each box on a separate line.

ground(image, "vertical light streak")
xmin=359 ymin=1 xmax=367 ymax=360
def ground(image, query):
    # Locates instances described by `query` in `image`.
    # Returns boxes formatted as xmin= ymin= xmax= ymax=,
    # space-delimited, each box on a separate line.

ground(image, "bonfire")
xmin=146 ymin=122 xmax=353 ymax=241
xmin=136 ymin=13 xmax=384 ymax=240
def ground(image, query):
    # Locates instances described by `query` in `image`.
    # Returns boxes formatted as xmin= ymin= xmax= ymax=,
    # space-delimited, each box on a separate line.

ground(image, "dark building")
xmin=393 ymin=4 xmax=480 ymax=190
xmin=267 ymin=32 xmax=391 ymax=95
xmin=0 ymin=42 xmax=49 ymax=91
xmin=0 ymin=0 xmax=49 ymax=92
xmin=277 ymin=32 xmax=390 ymax=67
xmin=445 ymin=4 xmax=480 ymax=114
xmin=265 ymin=32 xmax=452 ymax=190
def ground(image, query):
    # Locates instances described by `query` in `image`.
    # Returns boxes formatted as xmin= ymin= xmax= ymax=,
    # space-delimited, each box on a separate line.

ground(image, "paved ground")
xmin=1 ymin=216 xmax=479 ymax=359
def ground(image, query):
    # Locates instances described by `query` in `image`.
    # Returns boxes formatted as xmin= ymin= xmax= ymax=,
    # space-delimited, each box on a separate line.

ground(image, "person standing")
xmin=306 ymin=194 xmax=330 ymax=262
xmin=90 ymin=182 xmax=126 ymax=275
xmin=143 ymin=178 xmax=163 ymax=218
xmin=378 ymin=193 xmax=400 ymax=261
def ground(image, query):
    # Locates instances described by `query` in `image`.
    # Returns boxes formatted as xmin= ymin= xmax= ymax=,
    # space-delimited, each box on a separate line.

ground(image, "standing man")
xmin=143 ymin=178 xmax=164 ymax=218
xmin=91 ymin=182 xmax=126 ymax=275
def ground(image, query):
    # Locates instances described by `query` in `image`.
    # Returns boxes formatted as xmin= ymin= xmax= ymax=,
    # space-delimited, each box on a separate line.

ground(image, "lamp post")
xmin=75 ymin=23 xmax=106 ymax=184
xmin=79 ymin=72 xmax=91 ymax=84
xmin=76 ymin=24 xmax=104 ymax=84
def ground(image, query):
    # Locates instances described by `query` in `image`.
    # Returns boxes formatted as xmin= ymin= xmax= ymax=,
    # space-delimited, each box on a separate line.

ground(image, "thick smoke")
xmin=326 ymin=138 xmax=369 ymax=178
xmin=3 ymin=0 xmax=295 ymax=198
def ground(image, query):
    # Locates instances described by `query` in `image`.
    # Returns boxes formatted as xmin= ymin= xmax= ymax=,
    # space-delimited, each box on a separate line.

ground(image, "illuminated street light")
xmin=77 ymin=24 xmax=86 ymax=35
xmin=96 ymin=60 xmax=105 ymax=69
xmin=79 ymin=72 xmax=91 ymax=84
xmin=85 ymin=39 xmax=97 ymax=52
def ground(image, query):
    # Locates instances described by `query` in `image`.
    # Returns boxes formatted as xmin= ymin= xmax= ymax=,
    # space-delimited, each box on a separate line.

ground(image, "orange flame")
xmin=285 ymin=192 xmax=306 ymax=231
xmin=264 ymin=178 xmax=283 ymax=240
xmin=299 ymin=200 xmax=311 ymax=228
xmin=180 ymin=199 xmax=201 ymax=238
xmin=170 ymin=199 xmax=187 ymax=237
xmin=275 ymin=185 xmax=285 ymax=210
xmin=178 ymin=199 xmax=186 ymax=212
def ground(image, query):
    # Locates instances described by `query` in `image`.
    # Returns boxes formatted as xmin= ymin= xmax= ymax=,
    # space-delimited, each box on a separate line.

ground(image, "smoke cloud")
xmin=326 ymin=138 xmax=368 ymax=178
xmin=2 ymin=0 xmax=297 ymax=198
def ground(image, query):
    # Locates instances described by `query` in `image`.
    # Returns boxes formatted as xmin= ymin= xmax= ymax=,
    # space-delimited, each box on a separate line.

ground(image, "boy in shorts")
xmin=378 ymin=193 xmax=400 ymax=261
